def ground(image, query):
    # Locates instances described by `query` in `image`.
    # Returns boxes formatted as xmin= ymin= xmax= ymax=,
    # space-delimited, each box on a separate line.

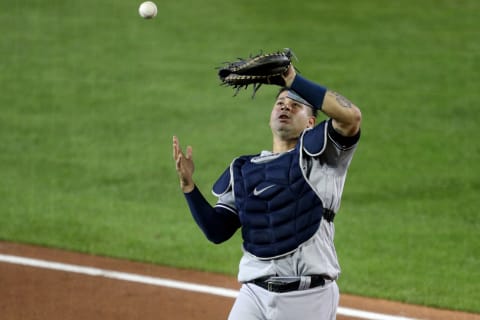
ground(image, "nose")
xmin=281 ymin=103 xmax=291 ymax=111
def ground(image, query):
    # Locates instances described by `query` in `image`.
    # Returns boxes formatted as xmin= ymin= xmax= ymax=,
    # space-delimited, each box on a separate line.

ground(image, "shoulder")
xmin=301 ymin=120 xmax=328 ymax=156
xmin=212 ymin=155 xmax=256 ymax=197
xmin=301 ymin=119 xmax=360 ymax=158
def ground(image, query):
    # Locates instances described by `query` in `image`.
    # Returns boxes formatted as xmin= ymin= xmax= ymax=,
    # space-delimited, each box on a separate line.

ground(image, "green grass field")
xmin=1 ymin=0 xmax=479 ymax=313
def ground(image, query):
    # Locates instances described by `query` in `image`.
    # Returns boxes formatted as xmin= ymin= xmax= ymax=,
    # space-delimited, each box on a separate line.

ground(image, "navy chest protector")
xmin=213 ymin=121 xmax=329 ymax=258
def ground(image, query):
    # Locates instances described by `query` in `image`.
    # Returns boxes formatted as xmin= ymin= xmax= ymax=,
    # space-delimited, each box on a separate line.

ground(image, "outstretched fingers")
xmin=172 ymin=135 xmax=181 ymax=161
xmin=172 ymin=136 xmax=195 ymax=193
xmin=172 ymin=136 xmax=193 ymax=172
xmin=185 ymin=145 xmax=192 ymax=160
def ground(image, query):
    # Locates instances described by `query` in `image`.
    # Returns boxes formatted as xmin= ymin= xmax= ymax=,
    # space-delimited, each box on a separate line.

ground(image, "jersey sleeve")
xmin=302 ymin=119 xmax=360 ymax=212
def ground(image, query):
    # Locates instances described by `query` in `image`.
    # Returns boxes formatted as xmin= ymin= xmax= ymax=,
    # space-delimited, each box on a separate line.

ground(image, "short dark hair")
xmin=276 ymin=87 xmax=318 ymax=118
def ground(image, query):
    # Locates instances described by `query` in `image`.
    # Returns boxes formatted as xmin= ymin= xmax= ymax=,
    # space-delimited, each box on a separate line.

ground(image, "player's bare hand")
xmin=172 ymin=136 xmax=195 ymax=193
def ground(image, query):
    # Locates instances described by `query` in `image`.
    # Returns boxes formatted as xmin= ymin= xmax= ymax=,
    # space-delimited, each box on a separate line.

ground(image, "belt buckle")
xmin=266 ymin=278 xmax=295 ymax=292
xmin=266 ymin=279 xmax=284 ymax=292
xmin=267 ymin=281 xmax=274 ymax=292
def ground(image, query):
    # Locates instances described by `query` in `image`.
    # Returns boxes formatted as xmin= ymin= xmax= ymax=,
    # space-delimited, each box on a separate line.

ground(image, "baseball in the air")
xmin=139 ymin=1 xmax=157 ymax=19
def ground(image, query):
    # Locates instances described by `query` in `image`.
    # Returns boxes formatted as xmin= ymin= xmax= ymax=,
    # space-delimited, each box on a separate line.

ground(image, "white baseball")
xmin=139 ymin=1 xmax=157 ymax=19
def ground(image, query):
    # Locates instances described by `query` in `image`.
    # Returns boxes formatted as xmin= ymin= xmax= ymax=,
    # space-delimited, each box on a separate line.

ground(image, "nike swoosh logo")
xmin=253 ymin=184 xmax=276 ymax=196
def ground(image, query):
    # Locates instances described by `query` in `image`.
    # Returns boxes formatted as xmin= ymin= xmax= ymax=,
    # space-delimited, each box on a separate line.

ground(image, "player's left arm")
xmin=283 ymin=65 xmax=361 ymax=137
xmin=321 ymin=91 xmax=361 ymax=137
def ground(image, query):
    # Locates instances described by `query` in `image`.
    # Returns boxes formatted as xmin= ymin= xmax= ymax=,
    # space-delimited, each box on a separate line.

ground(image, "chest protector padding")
xmin=232 ymin=144 xmax=324 ymax=258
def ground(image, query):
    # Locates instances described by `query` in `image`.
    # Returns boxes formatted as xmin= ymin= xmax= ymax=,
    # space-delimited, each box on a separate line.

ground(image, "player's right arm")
xmin=172 ymin=136 xmax=240 ymax=243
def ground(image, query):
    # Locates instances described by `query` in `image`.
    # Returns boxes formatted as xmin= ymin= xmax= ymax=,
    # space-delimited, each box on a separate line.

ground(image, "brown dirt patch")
xmin=0 ymin=241 xmax=478 ymax=320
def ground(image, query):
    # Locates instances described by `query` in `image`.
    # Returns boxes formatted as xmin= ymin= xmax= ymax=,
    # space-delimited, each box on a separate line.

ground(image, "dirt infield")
xmin=1 ymin=241 xmax=478 ymax=320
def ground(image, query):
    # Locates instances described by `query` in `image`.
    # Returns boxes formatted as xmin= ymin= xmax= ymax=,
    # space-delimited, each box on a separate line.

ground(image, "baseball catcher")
xmin=174 ymin=48 xmax=362 ymax=320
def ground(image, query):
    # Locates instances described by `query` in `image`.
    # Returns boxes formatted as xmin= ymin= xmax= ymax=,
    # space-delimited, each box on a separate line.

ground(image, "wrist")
xmin=182 ymin=183 xmax=195 ymax=194
xmin=283 ymin=66 xmax=296 ymax=88
xmin=290 ymin=74 xmax=327 ymax=110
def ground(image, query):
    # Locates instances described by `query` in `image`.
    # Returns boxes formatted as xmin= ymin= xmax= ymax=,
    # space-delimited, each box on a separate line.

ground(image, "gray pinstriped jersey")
xmin=214 ymin=127 xmax=359 ymax=282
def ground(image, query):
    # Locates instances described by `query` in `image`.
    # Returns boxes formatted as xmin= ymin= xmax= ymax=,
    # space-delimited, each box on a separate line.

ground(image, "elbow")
xmin=206 ymin=233 xmax=228 ymax=244
xmin=203 ymin=229 xmax=232 ymax=244
xmin=343 ymin=106 xmax=362 ymax=136
xmin=352 ymin=106 xmax=362 ymax=128
xmin=209 ymin=238 xmax=226 ymax=245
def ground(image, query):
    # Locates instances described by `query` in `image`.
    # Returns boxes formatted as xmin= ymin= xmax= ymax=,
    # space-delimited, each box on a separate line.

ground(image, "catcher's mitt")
xmin=218 ymin=48 xmax=294 ymax=97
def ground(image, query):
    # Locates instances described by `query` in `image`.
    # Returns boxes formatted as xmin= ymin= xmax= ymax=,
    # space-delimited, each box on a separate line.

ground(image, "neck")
xmin=272 ymin=137 xmax=298 ymax=153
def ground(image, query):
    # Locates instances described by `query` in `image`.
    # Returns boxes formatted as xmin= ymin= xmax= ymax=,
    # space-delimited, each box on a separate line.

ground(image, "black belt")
xmin=250 ymin=275 xmax=327 ymax=293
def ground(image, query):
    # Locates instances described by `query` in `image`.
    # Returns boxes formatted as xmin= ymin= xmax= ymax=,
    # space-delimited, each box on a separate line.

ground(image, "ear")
xmin=307 ymin=116 xmax=316 ymax=128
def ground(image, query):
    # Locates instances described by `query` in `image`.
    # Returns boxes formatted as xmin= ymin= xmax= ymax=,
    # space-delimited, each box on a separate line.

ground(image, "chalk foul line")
xmin=0 ymin=254 xmax=417 ymax=320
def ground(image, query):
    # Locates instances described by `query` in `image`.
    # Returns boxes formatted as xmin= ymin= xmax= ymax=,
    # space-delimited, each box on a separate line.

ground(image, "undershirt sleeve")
xmin=327 ymin=119 xmax=360 ymax=150
xmin=184 ymin=186 xmax=241 ymax=244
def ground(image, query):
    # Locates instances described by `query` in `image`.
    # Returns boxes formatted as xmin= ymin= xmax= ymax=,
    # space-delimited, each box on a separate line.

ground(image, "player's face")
xmin=270 ymin=91 xmax=315 ymax=139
